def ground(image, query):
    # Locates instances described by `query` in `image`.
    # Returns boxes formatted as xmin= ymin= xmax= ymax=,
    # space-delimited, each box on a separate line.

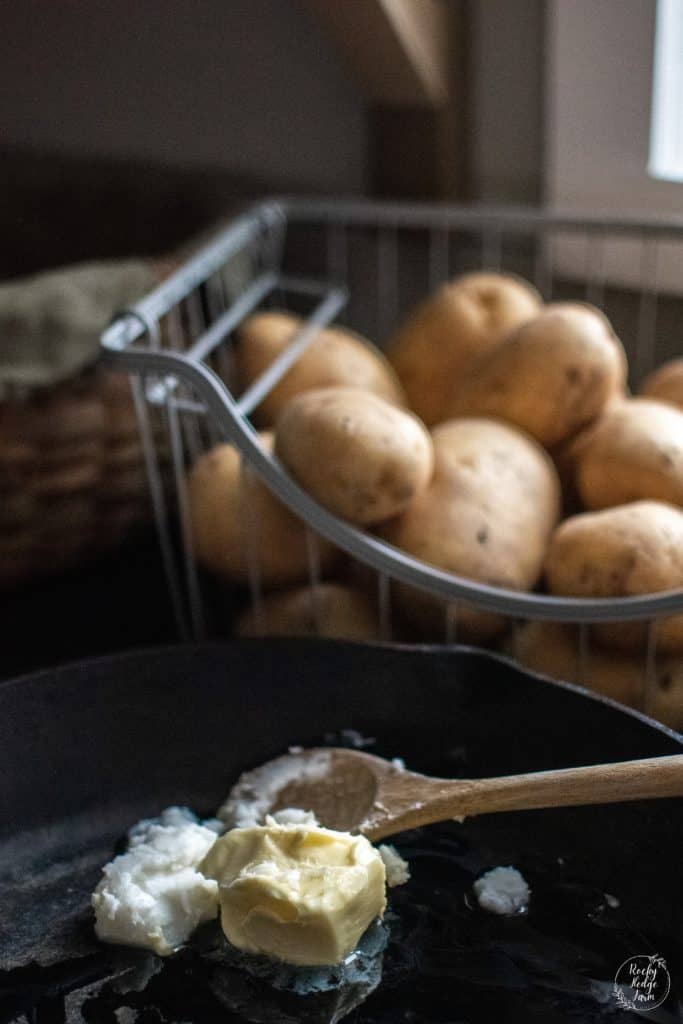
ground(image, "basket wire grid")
xmin=102 ymin=198 xmax=683 ymax=715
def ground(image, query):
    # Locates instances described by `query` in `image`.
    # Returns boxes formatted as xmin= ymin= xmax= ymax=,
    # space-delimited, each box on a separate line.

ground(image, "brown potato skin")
xmin=236 ymin=312 xmax=405 ymax=426
xmin=446 ymin=303 xmax=627 ymax=448
xmin=188 ymin=434 xmax=335 ymax=585
xmin=234 ymin=583 xmax=379 ymax=641
xmin=641 ymin=357 xmax=683 ymax=412
xmin=545 ymin=501 xmax=683 ymax=653
xmin=386 ymin=272 xmax=541 ymax=427
xmin=576 ymin=398 xmax=683 ymax=509
xmin=550 ymin=394 xmax=625 ymax=512
xmin=274 ymin=387 xmax=434 ymax=525
xmin=379 ymin=418 xmax=561 ymax=640
xmin=508 ymin=621 xmax=683 ymax=730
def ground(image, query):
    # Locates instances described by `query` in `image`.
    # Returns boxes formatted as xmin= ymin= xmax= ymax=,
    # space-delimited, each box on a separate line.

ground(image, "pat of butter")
xmin=200 ymin=822 xmax=386 ymax=966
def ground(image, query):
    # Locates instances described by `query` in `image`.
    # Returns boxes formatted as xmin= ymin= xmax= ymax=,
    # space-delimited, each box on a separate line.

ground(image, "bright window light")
xmin=650 ymin=0 xmax=683 ymax=182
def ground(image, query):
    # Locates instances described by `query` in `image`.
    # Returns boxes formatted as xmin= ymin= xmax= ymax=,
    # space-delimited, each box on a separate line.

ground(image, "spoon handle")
xmin=454 ymin=753 xmax=683 ymax=818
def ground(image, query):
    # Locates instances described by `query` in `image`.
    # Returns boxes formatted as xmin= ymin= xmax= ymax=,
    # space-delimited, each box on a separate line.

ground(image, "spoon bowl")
xmin=222 ymin=746 xmax=683 ymax=840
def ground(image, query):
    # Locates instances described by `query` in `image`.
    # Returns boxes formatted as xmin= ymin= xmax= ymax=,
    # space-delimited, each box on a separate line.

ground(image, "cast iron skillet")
xmin=0 ymin=640 xmax=681 ymax=1023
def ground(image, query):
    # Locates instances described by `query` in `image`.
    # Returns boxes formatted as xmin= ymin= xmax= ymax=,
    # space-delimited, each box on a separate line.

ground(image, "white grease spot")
xmin=474 ymin=866 xmax=530 ymax=915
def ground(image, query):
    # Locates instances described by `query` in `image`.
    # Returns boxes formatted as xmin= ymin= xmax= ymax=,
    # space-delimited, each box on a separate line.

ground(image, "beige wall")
xmin=0 ymin=0 xmax=551 ymax=202
xmin=468 ymin=0 xmax=545 ymax=204
xmin=0 ymin=0 xmax=367 ymax=193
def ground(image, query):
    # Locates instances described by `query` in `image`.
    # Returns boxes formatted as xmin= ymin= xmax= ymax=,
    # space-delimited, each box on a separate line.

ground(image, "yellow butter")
xmin=200 ymin=822 xmax=386 ymax=966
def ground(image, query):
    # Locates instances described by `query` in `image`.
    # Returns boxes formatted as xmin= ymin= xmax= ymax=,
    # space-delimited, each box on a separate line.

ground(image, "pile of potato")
xmin=187 ymin=274 xmax=683 ymax=728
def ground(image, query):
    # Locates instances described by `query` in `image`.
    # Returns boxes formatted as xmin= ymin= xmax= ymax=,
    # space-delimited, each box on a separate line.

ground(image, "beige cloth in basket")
xmin=0 ymin=260 xmax=158 ymax=393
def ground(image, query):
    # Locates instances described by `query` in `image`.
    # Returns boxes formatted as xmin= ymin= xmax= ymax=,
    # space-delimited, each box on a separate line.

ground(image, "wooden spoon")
xmin=222 ymin=747 xmax=683 ymax=841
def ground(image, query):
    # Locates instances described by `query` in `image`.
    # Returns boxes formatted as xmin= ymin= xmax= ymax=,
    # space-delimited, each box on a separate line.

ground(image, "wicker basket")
xmin=0 ymin=368 xmax=169 ymax=585
xmin=0 ymin=257 xmax=178 ymax=587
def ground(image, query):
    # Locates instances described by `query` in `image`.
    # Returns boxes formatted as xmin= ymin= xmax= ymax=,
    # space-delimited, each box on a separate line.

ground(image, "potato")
xmin=446 ymin=303 xmax=627 ymax=448
xmin=274 ymin=387 xmax=434 ymax=525
xmin=236 ymin=311 xmax=405 ymax=425
xmin=386 ymin=272 xmax=541 ymax=427
xmin=234 ymin=583 xmax=379 ymax=641
xmin=545 ymin=501 xmax=683 ymax=653
xmin=551 ymin=427 xmax=596 ymax=514
xmin=188 ymin=434 xmax=336 ymax=585
xmin=379 ymin=418 xmax=561 ymax=640
xmin=508 ymin=621 xmax=683 ymax=730
xmin=551 ymin=394 xmax=625 ymax=512
xmin=650 ymin=662 xmax=683 ymax=732
xmin=508 ymin=621 xmax=641 ymax=707
xmin=641 ymin=357 xmax=683 ymax=412
xmin=575 ymin=398 xmax=683 ymax=509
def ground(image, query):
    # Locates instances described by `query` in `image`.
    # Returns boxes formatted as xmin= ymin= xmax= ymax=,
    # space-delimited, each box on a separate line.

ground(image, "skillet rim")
xmin=1 ymin=638 xmax=680 ymax=746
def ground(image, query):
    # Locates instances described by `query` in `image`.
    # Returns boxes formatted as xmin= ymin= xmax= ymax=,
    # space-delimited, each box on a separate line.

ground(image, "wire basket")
xmin=101 ymin=198 xmax=683 ymax=721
